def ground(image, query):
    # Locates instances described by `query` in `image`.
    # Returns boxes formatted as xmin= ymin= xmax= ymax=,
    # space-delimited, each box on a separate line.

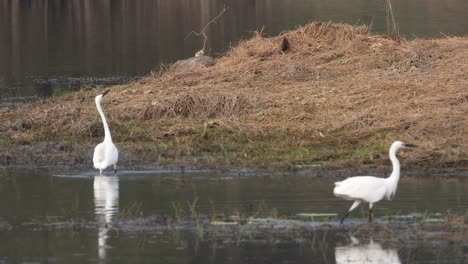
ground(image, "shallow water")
xmin=1 ymin=0 xmax=468 ymax=98
xmin=0 ymin=168 xmax=468 ymax=263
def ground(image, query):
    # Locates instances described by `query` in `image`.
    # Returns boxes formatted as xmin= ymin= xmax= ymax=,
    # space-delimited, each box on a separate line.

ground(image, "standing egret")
xmin=333 ymin=141 xmax=415 ymax=223
xmin=93 ymin=90 xmax=119 ymax=175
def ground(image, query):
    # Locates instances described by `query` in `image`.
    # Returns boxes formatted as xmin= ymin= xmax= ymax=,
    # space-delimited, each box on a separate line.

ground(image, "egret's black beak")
xmin=102 ymin=89 xmax=110 ymax=96
xmin=405 ymin=143 xmax=417 ymax=148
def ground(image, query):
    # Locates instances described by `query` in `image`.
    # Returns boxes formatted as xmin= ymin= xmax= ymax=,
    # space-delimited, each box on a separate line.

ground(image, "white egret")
xmin=93 ymin=90 xmax=119 ymax=175
xmin=333 ymin=141 xmax=416 ymax=223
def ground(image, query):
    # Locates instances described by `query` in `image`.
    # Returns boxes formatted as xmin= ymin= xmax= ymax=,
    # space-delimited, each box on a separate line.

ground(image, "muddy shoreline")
xmin=2 ymin=141 xmax=468 ymax=177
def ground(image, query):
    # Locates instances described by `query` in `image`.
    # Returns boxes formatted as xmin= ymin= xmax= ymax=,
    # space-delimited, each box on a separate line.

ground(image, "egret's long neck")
xmin=386 ymin=145 xmax=400 ymax=197
xmin=96 ymin=99 xmax=112 ymax=142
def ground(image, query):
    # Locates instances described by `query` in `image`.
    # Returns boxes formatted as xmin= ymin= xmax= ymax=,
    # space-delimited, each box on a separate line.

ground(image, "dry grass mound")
xmin=140 ymin=92 xmax=255 ymax=120
xmin=1 ymin=21 xmax=468 ymax=170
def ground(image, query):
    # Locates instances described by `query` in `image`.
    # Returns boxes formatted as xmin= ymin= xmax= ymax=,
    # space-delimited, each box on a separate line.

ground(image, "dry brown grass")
xmin=1 ymin=21 xmax=468 ymax=170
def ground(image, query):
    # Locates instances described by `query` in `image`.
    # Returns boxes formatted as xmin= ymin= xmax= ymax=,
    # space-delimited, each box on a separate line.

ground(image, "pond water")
xmin=1 ymin=0 xmax=468 ymax=99
xmin=0 ymin=168 xmax=467 ymax=263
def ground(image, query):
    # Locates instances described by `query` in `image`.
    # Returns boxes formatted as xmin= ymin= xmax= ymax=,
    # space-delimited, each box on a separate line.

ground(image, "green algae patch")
xmin=210 ymin=221 xmax=239 ymax=225
xmin=248 ymin=217 xmax=279 ymax=223
xmin=297 ymin=213 xmax=338 ymax=222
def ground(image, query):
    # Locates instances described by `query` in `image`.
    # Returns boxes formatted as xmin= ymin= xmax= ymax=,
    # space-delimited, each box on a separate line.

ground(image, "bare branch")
xmin=184 ymin=5 xmax=229 ymax=54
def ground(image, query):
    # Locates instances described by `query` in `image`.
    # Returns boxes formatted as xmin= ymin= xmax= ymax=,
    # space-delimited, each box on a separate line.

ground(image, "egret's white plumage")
xmin=333 ymin=141 xmax=415 ymax=223
xmin=93 ymin=90 xmax=118 ymax=175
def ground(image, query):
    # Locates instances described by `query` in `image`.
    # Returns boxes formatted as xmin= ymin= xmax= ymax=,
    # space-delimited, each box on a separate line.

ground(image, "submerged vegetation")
xmin=1 ymin=21 xmax=468 ymax=171
xmin=11 ymin=202 xmax=468 ymax=253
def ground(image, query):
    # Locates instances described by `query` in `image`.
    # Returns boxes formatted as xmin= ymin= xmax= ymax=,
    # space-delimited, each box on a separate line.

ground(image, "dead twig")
xmin=184 ymin=5 xmax=229 ymax=55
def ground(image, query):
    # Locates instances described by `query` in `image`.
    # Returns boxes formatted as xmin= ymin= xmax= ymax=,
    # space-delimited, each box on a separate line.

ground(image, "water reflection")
xmin=2 ymin=0 xmax=468 ymax=98
xmin=93 ymin=175 xmax=119 ymax=261
xmin=335 ymin=237 xmax=401 ymax=264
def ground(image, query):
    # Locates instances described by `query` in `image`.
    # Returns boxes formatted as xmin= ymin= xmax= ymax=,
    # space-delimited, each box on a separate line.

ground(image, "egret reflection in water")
xmin=335 ymin=237 xmax=401 ymax=264
xmin=94 ymin=175 xmax=119 ymax=261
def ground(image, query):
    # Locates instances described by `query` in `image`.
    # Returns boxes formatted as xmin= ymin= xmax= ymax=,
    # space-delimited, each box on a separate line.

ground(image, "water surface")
xmin=1 ymin=0 xmax=468 ymax=98
xmin=0 ymin=168 xmax=467 ymax=263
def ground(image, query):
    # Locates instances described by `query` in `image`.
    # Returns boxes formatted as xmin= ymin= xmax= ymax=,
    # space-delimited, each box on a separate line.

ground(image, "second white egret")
xmin=333 ymin=141 xmax=416 ymax=223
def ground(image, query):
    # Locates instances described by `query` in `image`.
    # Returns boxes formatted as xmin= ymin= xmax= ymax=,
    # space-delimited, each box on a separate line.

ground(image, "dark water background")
xmin=0 ymin=169 xmax=467 ymax=263
xmin=1 ymin=0 xmax=468 ymax=98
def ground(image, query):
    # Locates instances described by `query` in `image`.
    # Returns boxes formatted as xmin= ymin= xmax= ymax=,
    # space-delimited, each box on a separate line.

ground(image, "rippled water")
xmin=0 ymin=168 xmax=467 ymax=263
xmin=1 ymin=0 xmax=468 ymax=98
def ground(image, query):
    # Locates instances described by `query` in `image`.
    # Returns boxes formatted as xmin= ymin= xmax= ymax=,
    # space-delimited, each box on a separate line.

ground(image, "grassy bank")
xmin=1 ymin=21 xmax=468 ymax=171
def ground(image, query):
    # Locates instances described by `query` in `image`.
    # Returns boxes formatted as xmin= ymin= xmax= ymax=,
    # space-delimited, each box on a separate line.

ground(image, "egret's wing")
xmin=334 ymin=176 xmax=387 ymax=203
xmin=93 ymin=143 xmax=106 ymax=164
xmin=360 ymin=180 xmax=387 ymax=203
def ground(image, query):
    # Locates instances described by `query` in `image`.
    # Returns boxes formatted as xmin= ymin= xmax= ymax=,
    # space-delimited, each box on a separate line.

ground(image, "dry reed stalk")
xmin=386 ymin=0 xmax=401 ymax=41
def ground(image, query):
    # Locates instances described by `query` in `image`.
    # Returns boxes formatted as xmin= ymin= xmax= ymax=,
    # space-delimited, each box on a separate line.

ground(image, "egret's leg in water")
xmin=340 ymin=211 xmax=350 ymax=224
xmin=340 ymin=200 xmax=361 ymax=224
xmin=368 ymin=203 xmax=374 ymax=223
